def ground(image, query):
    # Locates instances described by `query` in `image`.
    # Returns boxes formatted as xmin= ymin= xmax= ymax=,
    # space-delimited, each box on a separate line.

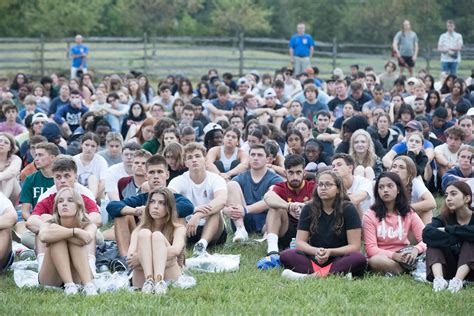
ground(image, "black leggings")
xmin=214 ymin=160 xmax=240 ymax=174
xmin=280 ymin=249 xmax=367 ymax=277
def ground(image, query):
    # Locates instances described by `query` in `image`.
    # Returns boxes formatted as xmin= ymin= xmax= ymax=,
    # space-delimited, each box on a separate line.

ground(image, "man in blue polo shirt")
xmin=289 ymin=23 xmax=315 ymax=76
xmin=70 ymin=34 xmax=89 ymax=79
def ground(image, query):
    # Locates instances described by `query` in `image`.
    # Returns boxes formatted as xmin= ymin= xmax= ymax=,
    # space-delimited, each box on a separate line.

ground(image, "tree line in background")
xmin=0 ymin=0 xmax=472 ymax=45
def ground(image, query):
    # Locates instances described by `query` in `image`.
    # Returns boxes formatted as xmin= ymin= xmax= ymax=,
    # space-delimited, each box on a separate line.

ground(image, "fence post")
xmin=39 ymin=34 xmax=45 ymax=76
xmin=239 ymin=32 xmax=244 ymax=76
xmin=143 ymin=32 xmax=148 ymax=74
xmin=332 ymin=37 xmax=337 ymax=70
xmin=425 ymin=43 xmax=431 ymax=74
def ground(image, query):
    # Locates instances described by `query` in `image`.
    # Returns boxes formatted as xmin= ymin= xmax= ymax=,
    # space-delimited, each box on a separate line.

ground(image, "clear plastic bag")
xmin=185 ymin=252 xmax=240 ymax=273
xmin=93 ymin=271 xmax=130 ymax=293
xmin=11 ymin=259 xmax=38 ymax=272
xmin=171 ymin=271 xmax=196 ymax=289
xmin=13 ymin=268 xmax=39 ymax=288
xmin=411 ymin=257 xmax=427 ymax=283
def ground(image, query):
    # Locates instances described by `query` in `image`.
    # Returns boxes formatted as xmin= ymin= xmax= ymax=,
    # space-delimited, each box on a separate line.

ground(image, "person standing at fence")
xmin=70 ymin=35 xmax=89 ymax=79
xmin=392 ymin=20 xmax=418 ymax=76
xmin=289 ymin=23 xmax=315 ymax=76
xmin=438 ymin=20 xmax=463 ymax=76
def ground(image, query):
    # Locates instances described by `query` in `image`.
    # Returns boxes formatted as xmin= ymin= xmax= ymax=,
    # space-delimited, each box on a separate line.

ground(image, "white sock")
xmin=37 ymin=253 xmax=45 ymax=272
xmin=236 ymin=227 xmax=248 ymax=235
xmin=267 ymin=233 xmax=279 ymax=254
xmin=88 ymin=255 xmax=97 ymax=277
xmin=198 ymin=239 xmax=208 ymax=250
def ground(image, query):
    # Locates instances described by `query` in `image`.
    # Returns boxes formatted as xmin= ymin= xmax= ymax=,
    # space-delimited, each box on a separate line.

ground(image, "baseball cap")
xmin=264 ymin=88 xmax=276 ymax=98
xmin=32 ymin=112 xmax=48 ymax=124
xmin=407 ymin=77 xmax=419 ymax=85
xmin=406 ymin=120 xmax=423 ymax=132
xmin=203 ymin=123 xmax=222 ymax=135
xmin=237 ymin=77 xmax=249 ymax=86
xmin=467 ymin=107 xmax=474 ymax=117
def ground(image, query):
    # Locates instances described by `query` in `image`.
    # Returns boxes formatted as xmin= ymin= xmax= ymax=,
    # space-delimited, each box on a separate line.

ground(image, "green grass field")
xmin=1 ymin=241 xmax=473 ymax=315
xmin=2 ymin=213 xmax=473 ymax=315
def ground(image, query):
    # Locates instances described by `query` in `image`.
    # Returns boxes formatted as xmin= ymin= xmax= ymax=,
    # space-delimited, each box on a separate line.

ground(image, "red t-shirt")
xmin=32 ymin=193 xmax=99 ymax=216
xmin=270 ymin=180 xmax=316 ymax=225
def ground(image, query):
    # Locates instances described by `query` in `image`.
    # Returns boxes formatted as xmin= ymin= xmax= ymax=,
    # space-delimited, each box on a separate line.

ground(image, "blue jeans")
xmin=441 ymin=62 xmax=459 ymax=75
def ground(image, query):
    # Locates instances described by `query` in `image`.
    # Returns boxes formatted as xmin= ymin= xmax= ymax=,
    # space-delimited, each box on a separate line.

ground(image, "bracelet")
xmin=243 ymin=207 xmax=248 ymax=216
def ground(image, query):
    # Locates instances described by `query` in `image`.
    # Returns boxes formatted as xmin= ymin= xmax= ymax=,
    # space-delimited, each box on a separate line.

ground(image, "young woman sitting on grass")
xmin=280 ymin=170 xmax=367 ymax=279
xmin=127 ymin=187 xmax=186 ymax=294
xmin=38 ymin=187 xmax=98 ymax=296
xmin=363 ymin=172 xmax=426 ymax=275
xmin=390 ymin=156 xmax=436 ymax=224
xmin=206 ymin=127 xmax=249 ymax=181
xmin=349 ymin=129 xmax=383 ymax=181
xmin=423 ymin=181 xmax=474 ymax=293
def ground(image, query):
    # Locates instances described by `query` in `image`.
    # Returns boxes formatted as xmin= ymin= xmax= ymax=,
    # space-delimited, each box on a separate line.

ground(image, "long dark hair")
xmin=128 ymin=101 xmax=147 ymax=121
xmin=309 ymin=171 xmax=350 ymax=235
xmin=371 ymin=172 xmax=410 ymax=220
xmin=441 ymin=181 xmax=474 ymax=224
xmin=425 ymin=90 xmax=441 ymax=113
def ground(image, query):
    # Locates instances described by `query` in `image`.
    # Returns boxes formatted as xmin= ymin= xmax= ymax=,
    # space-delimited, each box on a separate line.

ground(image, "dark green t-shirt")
xmin=19 ymin=170 xmax=54 ymax=209
xmin=142 ymin=138 xmax=160 ymax=154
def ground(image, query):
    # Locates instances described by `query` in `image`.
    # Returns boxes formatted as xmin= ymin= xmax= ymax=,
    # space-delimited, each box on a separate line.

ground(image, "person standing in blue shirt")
xmin=289 ymin=23 xmax=315 ymax=76
xmin=70 ymin=35 xmax=89 ymax=79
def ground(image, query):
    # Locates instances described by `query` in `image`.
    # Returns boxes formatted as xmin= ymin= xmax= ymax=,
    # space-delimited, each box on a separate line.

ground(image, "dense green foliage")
xmin=0 ymin=0 xmax=472 ymax=45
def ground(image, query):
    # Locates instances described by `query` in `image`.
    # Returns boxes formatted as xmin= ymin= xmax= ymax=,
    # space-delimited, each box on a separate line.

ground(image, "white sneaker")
xmin=433 ymin=277 xmax=448 ymax=292
xmin=281 ymin=269 xmax=308 ymax=280
xmin=153 ymin=280 xmax=168 ymax=295
xmin=83 ymin=282 xmax=98 ymax=296
xmin=448 ymin=278 xmax=463 ymax=293
xmin=192 ymin=242 xmax=206 ymax=256
xmin=142 ymin=279 xmax=154 ymax=294
xmin=232 ymin=229 xmax=249 ymax=243
xmin=64 ymin=283 xmax=79 ymax=296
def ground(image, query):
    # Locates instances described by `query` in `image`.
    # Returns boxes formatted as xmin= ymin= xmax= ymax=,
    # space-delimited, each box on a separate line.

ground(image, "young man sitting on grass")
xmin=168 ymin=143 xmax=228 ymax=256
xmin=26 ymin=156 xmax=102 ymax=274
xmin=263 ymin=154 xmax=315 ymax=256
xmin=107 ymin=154 xmax=194 ymax=267
xmin=224 ymin=144 xmax=283 ymax=242
xmin=18 ymin=142 xmax=60 ymax=249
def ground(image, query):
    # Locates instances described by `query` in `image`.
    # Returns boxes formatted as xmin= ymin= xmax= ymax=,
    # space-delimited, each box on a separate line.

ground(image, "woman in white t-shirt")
xmin=73 ymin=132 xmax=108 ymax=201
xmin=390 ymin=155 xmax=436 ymax=224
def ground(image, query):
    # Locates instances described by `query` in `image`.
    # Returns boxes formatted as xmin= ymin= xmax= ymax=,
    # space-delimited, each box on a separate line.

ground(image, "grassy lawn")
xmin=1 ymin=227 xmax=473 ymax=315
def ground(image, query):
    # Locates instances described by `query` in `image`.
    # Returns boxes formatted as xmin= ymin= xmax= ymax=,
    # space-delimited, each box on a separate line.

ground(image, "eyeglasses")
xmin=318 ymin=182 xmax=336 ymax=189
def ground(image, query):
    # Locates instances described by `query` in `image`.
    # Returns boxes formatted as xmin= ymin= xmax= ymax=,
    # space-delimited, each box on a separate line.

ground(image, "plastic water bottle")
xmin=290 ymin=238 xmax=296 ymax=249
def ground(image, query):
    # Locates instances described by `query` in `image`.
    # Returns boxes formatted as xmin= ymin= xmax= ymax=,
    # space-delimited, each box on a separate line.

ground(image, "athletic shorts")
xmin=399 ymin=56 xmax=415 ymax=68
xmin=187 ymin=226 xmax=227 ymax=247
xmin=278 ymin=221 xmax=298 ymax=250
xmin=0 ymin=250 xmax=14 ymax=272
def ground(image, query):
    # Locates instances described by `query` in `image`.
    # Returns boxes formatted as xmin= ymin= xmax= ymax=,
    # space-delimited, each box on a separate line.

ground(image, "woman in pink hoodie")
xmin=363 ymin=172 xmax=426 ymax=274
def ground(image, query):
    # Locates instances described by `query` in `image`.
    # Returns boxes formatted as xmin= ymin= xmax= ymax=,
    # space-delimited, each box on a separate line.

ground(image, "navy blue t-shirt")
xmin=233 ymin=169 xmax=283 ymax=233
